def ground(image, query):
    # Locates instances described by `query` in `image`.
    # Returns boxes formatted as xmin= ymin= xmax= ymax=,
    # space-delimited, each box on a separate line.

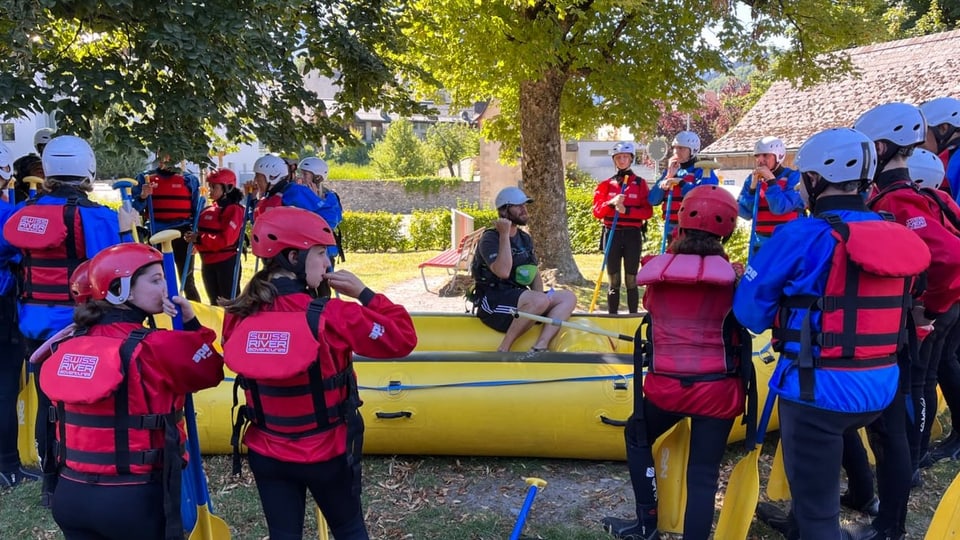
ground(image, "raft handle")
xmin=599 ymin=416 xmax=627 ymax=427
xmin=375 ymin=411 xmax=413 ymax=419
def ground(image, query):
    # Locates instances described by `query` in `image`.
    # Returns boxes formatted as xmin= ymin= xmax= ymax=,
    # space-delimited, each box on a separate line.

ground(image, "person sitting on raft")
xmin=470 ymin=186 xmax=577 ymax=353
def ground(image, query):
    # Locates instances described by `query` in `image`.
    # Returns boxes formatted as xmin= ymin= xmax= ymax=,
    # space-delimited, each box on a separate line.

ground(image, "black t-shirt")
xmin=473 ymin=228 xmax=537 ymax=288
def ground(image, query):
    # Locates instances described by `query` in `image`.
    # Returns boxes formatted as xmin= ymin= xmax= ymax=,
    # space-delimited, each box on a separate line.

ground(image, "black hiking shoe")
xmin=0 ymin=466 xmax=41 ymax=489
xmin=601 ymin=517 xmax=660 ymax=540
xmin=756 ymin=502 xmax=799 ymax=540
xmin=928 ymin=431 xmax=960 ymax=464
xmin=840 ymin=491 xmax=880 ymax=517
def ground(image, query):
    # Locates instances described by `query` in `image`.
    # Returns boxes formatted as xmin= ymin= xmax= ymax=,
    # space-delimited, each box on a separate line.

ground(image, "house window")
xmin=0 ymin=123 xmax=14 ymax=142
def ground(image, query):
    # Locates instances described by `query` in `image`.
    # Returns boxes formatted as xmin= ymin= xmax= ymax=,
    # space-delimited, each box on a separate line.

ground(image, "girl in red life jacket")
xmin=35 ymin=243 xmax=224 ymax=540
xmin=220 ymin=206 xmax=417 ymax=540
xmin=183 ymin=168 xmax=245 ymax=303
xmin=604 ymin=186 xmax=746 ymax=540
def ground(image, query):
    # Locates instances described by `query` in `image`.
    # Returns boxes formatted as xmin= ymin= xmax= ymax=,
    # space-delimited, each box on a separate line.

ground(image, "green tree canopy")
xmin=425 ymin=122 xmax=479 ymax=177
xmin=398 ymin=0 xmax=887 ymax=282
xmin=0 ymin=1 xmax=423 ymax=165
xmin=370 ymin=119 xmax=435 ymax=177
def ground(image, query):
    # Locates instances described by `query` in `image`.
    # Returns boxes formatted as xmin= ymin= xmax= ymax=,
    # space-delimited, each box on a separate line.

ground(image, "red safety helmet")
xmin=678 ymin=185 xmax=738 ymax=238
xmin=207 ymin=168 xmax=237 ymax=187
xmin=88 ymin=243 xmax=164 ymax=304
xmin=251 ymin=206 xmax=336 ymax=258
xmin=70 ymin=259 xmax=94 ymax=304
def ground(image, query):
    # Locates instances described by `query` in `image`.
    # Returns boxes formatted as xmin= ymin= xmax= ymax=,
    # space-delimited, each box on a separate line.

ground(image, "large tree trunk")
xmin=518 ymin=71 xmax=585 ymax=285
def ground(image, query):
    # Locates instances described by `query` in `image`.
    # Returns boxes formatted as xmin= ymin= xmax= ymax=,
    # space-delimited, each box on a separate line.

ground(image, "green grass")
xmin=328 ymin=163 xmax=379 ymax=180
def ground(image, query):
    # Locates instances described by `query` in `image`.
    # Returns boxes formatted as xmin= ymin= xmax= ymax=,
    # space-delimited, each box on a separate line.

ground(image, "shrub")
xmin=409 ymin=209 xmax=450 ymax=250
xmin=339 ymin=211 xmax=407 ymax=252
xmin=370 ymin=119 xmax=435 ymax=177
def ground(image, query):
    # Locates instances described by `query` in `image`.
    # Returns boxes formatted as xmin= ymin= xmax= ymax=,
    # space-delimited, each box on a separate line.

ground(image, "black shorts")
xmin=476 ymin=287 xmax=526 ymax=333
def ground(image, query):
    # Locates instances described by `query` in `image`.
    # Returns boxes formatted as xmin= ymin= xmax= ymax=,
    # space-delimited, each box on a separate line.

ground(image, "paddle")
xmin=511 ymin=309 xmax=633 ymax=342
xmin=659 ymin=189 xmax=673 ymax=254
xmin=150 ymin=229 xmax=230 ymax=540
xmin=588 ymin=181 xmax=626 ymax=313
xmin=24 ymin=175 xmax=43 ymax=198
xmin=925 ymin=471 xmax=960 ymax=539
xmin=180 ymin=197 xmax=207 ymax=294
xmin=112 ymin=178 xmax=141 ymax=243
xmin=747 ymin=175 xmax=761 ymax=264
xmin=766 ymin=437 xmax=790 ymax=501
xmin=509 ymin=477 xmax=548 ymax=540
xmin=231 ymin=193 xmax=255 ymax=300
xmin=652 ymin=418 xmax=691 ymax=534
xmin=5 ymin=177 xmax=14 ymax=203
xmin=714 ymin=393 xmax=776 ymax=540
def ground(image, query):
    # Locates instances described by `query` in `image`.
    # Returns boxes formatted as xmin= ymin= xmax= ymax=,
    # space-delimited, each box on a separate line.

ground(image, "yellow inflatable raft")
xmin=18 ymin=304 xmax=779 ymax=463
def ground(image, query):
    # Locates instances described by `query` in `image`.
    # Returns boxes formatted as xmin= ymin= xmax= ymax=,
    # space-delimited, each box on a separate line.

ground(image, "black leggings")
xmin=0 ymin=300 xmax=25 ymax=472
xmin=52 ymin=477 xmax=165 ymax=540
xmin=624 ymin=399 xmax=733 ymax=540
xmin=248 ymin=450 xmax=368 ymax=540
xmin=910 ymin=304 xmax=959 ymax=466
xmin=938 ymin=319 xmax=960 ymax=427
xmin=200 ymin=256 xmax=240 ymax=304
xmin=170 ymin=231 xmax=201 ymax=302
xmin=782 ymin=399 xmax=879 ymax=539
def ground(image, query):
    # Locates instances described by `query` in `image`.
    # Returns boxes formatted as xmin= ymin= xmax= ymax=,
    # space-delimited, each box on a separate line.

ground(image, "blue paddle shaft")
xmin=509 ymin=485 xmax=541 ymax=540
xmin=161 ymin=251 xmax=183 ymax=329
xmin=660 ymin=189 xmax=673 ymax=254
xmin=748 ymin=176 xmax=761 ymax=264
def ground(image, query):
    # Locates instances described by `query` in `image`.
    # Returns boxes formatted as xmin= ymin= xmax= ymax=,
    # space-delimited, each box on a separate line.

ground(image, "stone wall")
xmin=325 ymin=180 xmax=482 ymax=213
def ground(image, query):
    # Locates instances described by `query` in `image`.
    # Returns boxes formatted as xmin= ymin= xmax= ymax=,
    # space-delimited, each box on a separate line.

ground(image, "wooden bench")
xmin=418 ymin=229 xmax=485 ymax=292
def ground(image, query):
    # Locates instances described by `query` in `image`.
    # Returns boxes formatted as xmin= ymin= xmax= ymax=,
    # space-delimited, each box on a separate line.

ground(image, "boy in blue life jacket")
xmin=648 ymin=131 xmax=718 ymax=241
xmin=734 ymin=128 xmax=930 ymax=540
xmin=737 ymin=136 xmax=804 ymax=253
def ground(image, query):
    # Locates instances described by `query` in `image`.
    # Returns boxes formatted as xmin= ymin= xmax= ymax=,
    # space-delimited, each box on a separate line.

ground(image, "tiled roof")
xmin=703 ymin=29 xmax=960 ymax=156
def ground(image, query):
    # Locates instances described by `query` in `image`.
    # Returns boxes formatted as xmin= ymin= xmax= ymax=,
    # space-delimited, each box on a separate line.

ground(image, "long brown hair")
xmin=669 ymin=229 xmax=726 ymax=257
xmin=220 ymin=261 xmax=282 ymax=317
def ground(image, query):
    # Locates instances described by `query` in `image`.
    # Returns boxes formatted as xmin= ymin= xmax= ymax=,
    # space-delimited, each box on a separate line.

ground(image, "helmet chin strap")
xmin=277 ymin=248 xmax=310 ymax=283
xmin=802 ymin=173 xmax=829 ymax=213
xmin=935 ymin=126 xmax=958 ymax=154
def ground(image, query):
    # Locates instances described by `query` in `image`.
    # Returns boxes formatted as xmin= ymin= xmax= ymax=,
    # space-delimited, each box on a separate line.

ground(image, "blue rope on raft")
xmin=219 ymin=340 xmax=772 ymax=391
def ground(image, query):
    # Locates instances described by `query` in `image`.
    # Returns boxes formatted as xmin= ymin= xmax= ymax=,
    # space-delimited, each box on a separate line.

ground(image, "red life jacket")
xmin=149 ymin=174 xmax=193 ymax=222
xmin=39 ymin=328 xmax=183 ymax=482
xmin=3 ymin=196 xmax=90 ymax=305
xmin=223 ymin=299 xmax=355 ymax=471
xmin=637 ymin=254 xmax=751 ymax=419
xmin=253 ymin=194 xmax=283 ymax=220
xmin=773 ymin=215 xmax=930 ymax=401
xmin=659 ymin=179 xmax=687 ymax=227
xmin=196 ymin=203 xmax=242 ymax=259
xmin=754 ymin=177 xmax=801 ymax=236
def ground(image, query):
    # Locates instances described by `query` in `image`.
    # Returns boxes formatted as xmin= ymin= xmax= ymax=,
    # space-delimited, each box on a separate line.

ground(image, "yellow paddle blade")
xmin=766 ymin=438 xmax=791 ymax=501
xmin=316 ymin=506 xmax=329 ymax=540
xmin=16 ymin=368 xmax=39 ymax=466
xmin=858 ymin=427 xmax=876 ymax=466
xmin=932 ymin=416 xmax=944 ymax=443
xmin=188 ymin=507 xmax=231 ymax=540
xmin=715 ymin=447 xmax=761 ymax=540
xmin=652 ymin=418 xmax=690 ymax=534
xmin=925 ymin=472 xmax=960 ymax=539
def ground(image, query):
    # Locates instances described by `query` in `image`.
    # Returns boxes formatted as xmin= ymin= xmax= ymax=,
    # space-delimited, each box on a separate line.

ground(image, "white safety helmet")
xmin=920 ymin=97 xmax=960 ymax=128
xmin=609 ymin=141 xmax=637 ymax=159
xmin=754 ymin=136 xmax=787 ymax=165
xmin=0 ymin=142 xmax=13 ymax=180
xmin=853 ymin=102 xmax=926 ymax=148
xmin=495 ymin=186 xmax=533 ymax=209
xmin=34 ymin=127 xmax=55 ymax=151
xmin=253 ymin=154 xmax=288 ymax=185
xmin=795 ymin=128 xmax=877 ymax=184
xmin=671 ymin=131 xmax=701 ymax=158
xmin=42 ymin=135 xmax=97 ymax=183
xmin=907 ymin=148 xmax=945 ymax=190
xmin=298 ymin=157 xmax=329 ymax=183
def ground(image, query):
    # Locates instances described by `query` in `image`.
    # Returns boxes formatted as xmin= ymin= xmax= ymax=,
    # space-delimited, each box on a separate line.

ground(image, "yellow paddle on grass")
xmin=715 ymin=394 xmax=776 ymax=540
xmin=926 ymin=472 xmax=960 ymax=539
xmin=652 ymin=418 xmax=690 ymax=534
